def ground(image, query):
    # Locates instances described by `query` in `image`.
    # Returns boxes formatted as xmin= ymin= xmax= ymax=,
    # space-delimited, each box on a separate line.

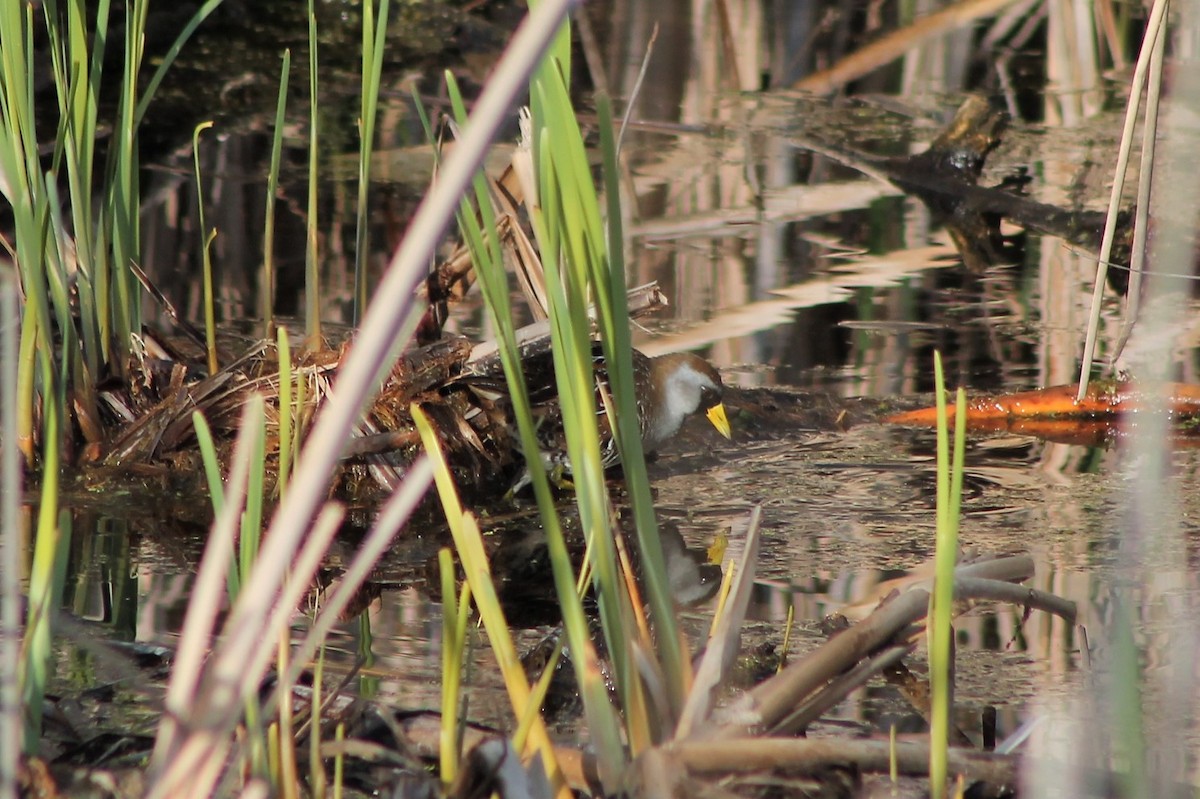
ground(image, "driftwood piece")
xmin=795 ymin=96 xmax=1133 ymax=282
xmin=661 ymin=737 xmax=1017 ymax=789
xmin=703 ymin=554 xmax=1072 ymax=739
xmin=605 ymin=552 xmax=1077 ymax=796
xmin=891 ymin=98 xmax=1129 ymax=274
xmin=773 ymin=643 xmax=913 ymax=735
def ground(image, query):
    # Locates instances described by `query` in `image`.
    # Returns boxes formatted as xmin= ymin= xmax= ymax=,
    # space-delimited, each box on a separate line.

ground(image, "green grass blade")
xmin=262 ymin=49 xmax=291 ymax=333
xmin=928 ymin=352 xmax=963 ymax=799
xmin=304 ymin=0 xmax=322 ymax=348
xmin=193 ymin=412 xmax=225 ymax=514
xmin=105 ymin=0 xmax=150 ymax=362
xmin=240 ymin=402 xmax=267 ymax=586
xmin=438 ymin=548 xmax=467 ymax=789
xmin=594 ymin=92 xmax=686 ymax=713
xmin=194 ymin=409 xmax=240 ymax=603
xmin=353 ymin=0 xmax=390 ymax=324
xmin=277 ymin=327 xmax=294 ymax=497
xmin=21 ymin=355 xmax=67 ymax=753
xmin=192 ymin=121 xmax=218 ymax=374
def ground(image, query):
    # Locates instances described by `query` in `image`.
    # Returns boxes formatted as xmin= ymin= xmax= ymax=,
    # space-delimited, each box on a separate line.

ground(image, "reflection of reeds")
xmin=1030 ymin=0 xmax=1199 ymax=794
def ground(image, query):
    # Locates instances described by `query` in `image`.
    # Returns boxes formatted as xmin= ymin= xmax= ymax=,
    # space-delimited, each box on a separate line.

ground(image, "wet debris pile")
xmin=78 ymin=284 xmax=674 ymax=506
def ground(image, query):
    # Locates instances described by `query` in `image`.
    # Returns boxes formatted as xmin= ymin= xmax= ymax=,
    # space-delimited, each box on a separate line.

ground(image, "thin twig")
xmin=1111 ymin=7 xmax=1167 ymax=367
xmin=1077 ymin=0 xmax=1170 ymax=399
xmin=617 ymin=24 xmax=659 ymax=153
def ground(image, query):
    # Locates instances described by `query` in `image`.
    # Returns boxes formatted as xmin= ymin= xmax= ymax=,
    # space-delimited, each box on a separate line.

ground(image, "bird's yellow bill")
xmin=706 ymin=403 xmax=732 ymax=439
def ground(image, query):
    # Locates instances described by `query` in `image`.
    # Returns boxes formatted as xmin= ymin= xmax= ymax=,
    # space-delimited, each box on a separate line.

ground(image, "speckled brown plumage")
xmin=493 ymin=344 xmax=731 ymax=491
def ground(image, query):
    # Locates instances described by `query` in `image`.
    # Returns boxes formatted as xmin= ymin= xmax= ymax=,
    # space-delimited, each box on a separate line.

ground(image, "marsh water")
xmin=34 ymin=0 xmax=1200 ymax=788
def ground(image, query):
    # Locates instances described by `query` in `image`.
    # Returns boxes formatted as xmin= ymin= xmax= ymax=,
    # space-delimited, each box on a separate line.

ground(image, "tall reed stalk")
xmin=929 ymin=352 xmax=966 ymax=799
xmin=304 ymin=0 xmax=322 ymax=348
xmin=0 ymin=279 xmax=22 ymax=786
xmin=261 ymin=50 xmax=291 ymax=334
xmin=353 ymin=0 xmax=391 ymax=323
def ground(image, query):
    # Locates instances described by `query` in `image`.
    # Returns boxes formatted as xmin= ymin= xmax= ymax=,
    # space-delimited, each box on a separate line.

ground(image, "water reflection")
xmin=50 ymin=417 xmax=1200 ymax=739
xmin=134 ymin=0 xmax=1156 ymax=399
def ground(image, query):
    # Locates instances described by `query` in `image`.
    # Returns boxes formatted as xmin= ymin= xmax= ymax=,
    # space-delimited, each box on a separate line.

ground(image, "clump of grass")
xmin=415 ymin=406 xmax=567 ymax=791
xmin=141 ymin=2 xmax=582 ymax=794
xmin=0 ymin=0 xmax=226 ymax=753
xmin=415 ymin=8 xmax=747 ymax=791
xmin=0 ymin=0 xmax=227 ymax=458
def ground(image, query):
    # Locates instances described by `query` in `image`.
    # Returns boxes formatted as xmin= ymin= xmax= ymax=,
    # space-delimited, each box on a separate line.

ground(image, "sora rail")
xmin=501 ymin=345 xmax=731 ymax=492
